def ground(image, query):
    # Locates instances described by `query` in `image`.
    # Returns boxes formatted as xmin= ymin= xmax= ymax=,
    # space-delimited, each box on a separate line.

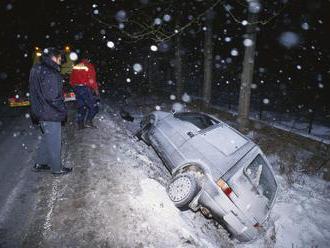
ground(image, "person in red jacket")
xmin=70 ymin=56 xmax=100 ymax=129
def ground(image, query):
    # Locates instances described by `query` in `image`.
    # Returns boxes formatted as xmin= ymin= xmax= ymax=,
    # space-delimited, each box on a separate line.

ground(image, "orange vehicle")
xmin=8 ymin=96 xmax=31 ymax=107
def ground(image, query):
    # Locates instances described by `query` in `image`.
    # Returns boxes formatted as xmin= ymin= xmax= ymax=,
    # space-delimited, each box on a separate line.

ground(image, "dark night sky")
xmin=0 ymin=0 xmax=329 ymax=115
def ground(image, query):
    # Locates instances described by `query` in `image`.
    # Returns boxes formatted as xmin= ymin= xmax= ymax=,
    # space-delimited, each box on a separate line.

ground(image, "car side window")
xmin=174 ymin=113 xmax=219 ymax=130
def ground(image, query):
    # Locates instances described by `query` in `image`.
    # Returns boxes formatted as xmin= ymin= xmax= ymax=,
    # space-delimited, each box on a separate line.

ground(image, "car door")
xmin=149 ymin=116 xmax=183 ymax=169
xmin=169 ymin=113 xmax=220 ymax=169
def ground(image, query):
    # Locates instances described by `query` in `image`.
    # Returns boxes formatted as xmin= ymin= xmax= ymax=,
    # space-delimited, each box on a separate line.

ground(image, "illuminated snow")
xmin=163 ymin=14 xmax=171 ymax=22
xmin=172 ymin=102 xmax=184 ymax=113
xmin=248 ymin=1 xmax=262 ymax=13
xmin=230 ymin=49 xmax=239 ymax=56
xmin=279 ymin=32 xmax=300 ymax=48
xmin=243 ymin=38 xmax=253 ymax=47
xmin=115 ymin=10 xmax=127 ymax=22
xmin=69 ymin=52 xmax=78 ymax=61
xmin=133 ymin=63 xmax=143 ymax=73
xmin=241 ymin=20 xmax=248 ymax=26
xmin=150 ymin=45 xmax=158 ymax=52
xmin=170 ymin=95 xmax=176 ymax=100
xmin=107 ymin=41 xmax=115 ymax=48
xmin=154 ymin=18 xmax=162 ymax=25
xmin=181 ymin=93 xmax=191 ymax=103
xmin=301 ymin=22 xmax=310 ymax=30
xmin=224 ymin=37 xmax=231 ymax=42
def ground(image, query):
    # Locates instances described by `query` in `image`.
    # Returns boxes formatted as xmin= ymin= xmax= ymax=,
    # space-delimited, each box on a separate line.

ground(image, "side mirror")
xmin=187 ymin=131 xmax=195 ymax=138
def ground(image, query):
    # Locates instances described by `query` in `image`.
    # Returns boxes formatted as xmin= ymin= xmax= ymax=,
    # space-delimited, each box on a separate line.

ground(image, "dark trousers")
xmin=73 ymin=86 xmax=97 ymax=124
xmin=36 ymin=121 xmax=62 ymax=173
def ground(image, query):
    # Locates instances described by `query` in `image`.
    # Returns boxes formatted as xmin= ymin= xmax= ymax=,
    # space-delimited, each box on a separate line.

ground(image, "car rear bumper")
xmin=192 ymin=177 xmax=259 ymax=242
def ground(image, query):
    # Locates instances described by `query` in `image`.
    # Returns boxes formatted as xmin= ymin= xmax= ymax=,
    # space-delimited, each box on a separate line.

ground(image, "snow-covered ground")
xmin=43 ymin=104 xmax=233 ymax=247
xmin=239 ymin=154 xmax=330 ymax=248
xmin=108 ymin=98 xmax=330 ymax=247
xmin=0 ymin=99 xmax=329 ymax=247
xmin=209 ymin=103 xmax=330 ymax=145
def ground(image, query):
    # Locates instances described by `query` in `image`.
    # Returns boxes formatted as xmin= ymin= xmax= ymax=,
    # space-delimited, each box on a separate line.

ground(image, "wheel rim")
xmin=168 ymin=176 xmax=192 ymax=202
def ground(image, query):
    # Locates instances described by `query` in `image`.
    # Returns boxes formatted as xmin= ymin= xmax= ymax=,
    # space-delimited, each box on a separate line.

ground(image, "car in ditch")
xmin=136 ymin=111 xmax=278 ymax=242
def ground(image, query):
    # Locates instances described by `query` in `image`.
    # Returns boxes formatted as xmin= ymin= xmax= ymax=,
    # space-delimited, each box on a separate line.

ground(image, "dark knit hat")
xmin=43 ymin=47 xmax=62 ymax=58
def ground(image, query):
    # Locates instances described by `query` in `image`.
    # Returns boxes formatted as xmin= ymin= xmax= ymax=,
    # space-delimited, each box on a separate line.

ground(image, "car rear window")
xmin=245 ymin=155 xmax=277 ymax=204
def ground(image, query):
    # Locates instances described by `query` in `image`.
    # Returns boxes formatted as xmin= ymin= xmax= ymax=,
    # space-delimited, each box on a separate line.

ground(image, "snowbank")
xmin=41 ymin=100 xmax=329 ymax=247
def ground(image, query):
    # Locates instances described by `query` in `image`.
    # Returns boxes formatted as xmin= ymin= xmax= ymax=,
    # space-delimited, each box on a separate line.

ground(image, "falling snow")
xmin=150 ymin=45 xmax=158 ymax=52
xmin=230 ymin=48 xmax=239 ymax=56
xmin=279 ymin=31 xmax=300 ymax=48
xmin=107 ymin=41 xmax=115 ymax=48
xmin=69 ymin=52 xmax=78 ymax=61
xmin=163 ymin=14 xmax=171 ymax=22
xmin=133 ymin=63 xmax=143 ymax=73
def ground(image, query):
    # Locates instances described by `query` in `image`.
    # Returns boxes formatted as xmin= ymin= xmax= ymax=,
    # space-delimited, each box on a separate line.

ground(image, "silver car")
xmin=136 ymin=111 xmax=278 ymax=242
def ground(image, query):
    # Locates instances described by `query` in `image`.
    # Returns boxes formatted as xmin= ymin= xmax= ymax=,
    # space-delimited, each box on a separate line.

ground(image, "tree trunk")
xmin=175 ymin=35 xmax=183 ymax=99
xmin=202 ymin=11 xmax=214 ymax=108
xmin=147 ymin=53 xmax=153 ymax=93
xmin=237 ymin=6 xmax=259 ymax=132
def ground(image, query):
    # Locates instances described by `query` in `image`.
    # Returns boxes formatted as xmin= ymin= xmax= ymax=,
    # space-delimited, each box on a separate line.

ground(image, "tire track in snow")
xmin=0 ymin=141 xmax=33 ymax=228
xmin=0 ymin=166 xmax=28 ymax=226
xmin=42 ymin=180 xmax=59 ymax=237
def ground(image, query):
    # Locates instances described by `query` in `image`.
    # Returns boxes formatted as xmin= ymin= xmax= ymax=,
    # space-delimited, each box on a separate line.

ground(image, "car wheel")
xmin=167 ymin=173 xmax=199 ymax=210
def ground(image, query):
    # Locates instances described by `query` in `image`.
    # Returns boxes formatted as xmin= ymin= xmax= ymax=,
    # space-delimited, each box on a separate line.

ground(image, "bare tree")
xmin=202 ymin=10 xmax=215 ymax=107
xmin=237 ymin=0 xmax=260 ymax=131
xmin=175 ymin=34 xmax=184 ymax=98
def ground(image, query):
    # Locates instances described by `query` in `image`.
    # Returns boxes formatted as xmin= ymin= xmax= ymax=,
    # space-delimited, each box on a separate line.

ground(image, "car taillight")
xmin=216 ymin=178 xmax=233 ymax=197
xmin=254 ymin=223 xmax=262 ymax=228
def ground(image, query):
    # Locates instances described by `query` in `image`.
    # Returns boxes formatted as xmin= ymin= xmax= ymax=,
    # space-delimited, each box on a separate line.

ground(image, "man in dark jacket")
xmin=29 ymin=47 xmax=72 ymax=175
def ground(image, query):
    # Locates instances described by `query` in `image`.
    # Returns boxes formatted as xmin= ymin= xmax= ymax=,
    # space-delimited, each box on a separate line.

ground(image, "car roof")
xmin=154 ymin=111 xmax=253 ymax=153
xmin=152 ymin=111 xmax=257 ymax=177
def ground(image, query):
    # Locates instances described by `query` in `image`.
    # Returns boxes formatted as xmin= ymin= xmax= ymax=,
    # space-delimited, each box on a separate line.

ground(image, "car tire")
xmin=167 ymin=173 xmax=199 ymax=210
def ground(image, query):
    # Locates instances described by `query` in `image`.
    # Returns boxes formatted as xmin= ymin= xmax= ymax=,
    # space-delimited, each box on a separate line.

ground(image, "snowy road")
xmin=0 ymin=106 xmax=46 ymax=247
xmin=0 ymin=104 xmax=232 ymax=247
xmin=0 ymin=100 xmax=329 ymax=247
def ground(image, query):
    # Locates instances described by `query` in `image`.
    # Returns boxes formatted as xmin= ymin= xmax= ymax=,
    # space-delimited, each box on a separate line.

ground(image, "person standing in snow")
xmin=70 ymin=54 xmax=100 ymax=129
xmin=29 ymin=47 xmax=72 ymax=175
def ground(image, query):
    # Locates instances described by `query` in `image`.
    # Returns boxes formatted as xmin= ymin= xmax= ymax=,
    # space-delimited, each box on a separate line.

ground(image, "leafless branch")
xmin=92 ymin=0 xmax=224 ymax=42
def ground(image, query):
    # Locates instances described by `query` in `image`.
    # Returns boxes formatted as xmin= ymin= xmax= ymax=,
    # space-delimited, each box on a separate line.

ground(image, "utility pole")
xmin=237 ymin=0 xmax=260 ymax=132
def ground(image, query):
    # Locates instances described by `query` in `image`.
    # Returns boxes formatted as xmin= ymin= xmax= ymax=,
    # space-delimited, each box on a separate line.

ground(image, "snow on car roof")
xmin=202 ymin=124 xmax=249 ymax=156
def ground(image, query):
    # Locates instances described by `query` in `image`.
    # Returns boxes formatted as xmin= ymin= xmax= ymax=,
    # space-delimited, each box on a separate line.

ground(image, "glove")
xmin=61 ymin=115 xmax=68 ymax=126
xmin=30 ymin=111 xmax=39 ymax=125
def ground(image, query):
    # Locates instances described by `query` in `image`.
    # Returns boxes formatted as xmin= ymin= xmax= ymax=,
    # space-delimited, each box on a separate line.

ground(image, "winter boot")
xmin=52 ymin=168 xmax=72 ymax=176
xmin=32 ymin=163 xmax=51 ymax=172
xmin=78 ymin=122 xmax=85 ymax=130
xmin=85 ymin=120 xmax=97 ymax=129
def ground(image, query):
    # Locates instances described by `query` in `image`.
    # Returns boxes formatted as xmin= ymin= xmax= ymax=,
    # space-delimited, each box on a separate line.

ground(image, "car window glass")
xmin=174 ymin=113 xmax=219 ymax=129
xmin=245 ymin=155 xmax=277 ymax=204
